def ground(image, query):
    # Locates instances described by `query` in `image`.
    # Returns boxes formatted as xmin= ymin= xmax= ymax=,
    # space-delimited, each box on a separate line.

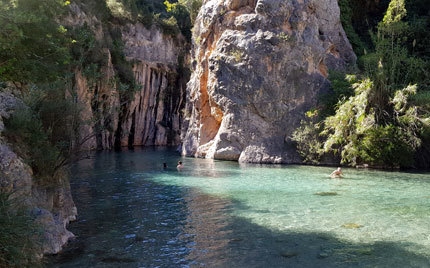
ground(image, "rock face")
xmin=67 ymin=4 xmax=188 ymax=150
xmin=0 ymin=91 xmax=77 ymax=255
xmin=181 ymin=0 xmax=356 ymax=163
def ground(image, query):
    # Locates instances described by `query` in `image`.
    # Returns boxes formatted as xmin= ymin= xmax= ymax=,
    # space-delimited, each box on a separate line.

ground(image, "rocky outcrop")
xmin=67 ymin=4 xmax=187 ymax=150
xmin=0 ymin=91 xmax=77 ymax=255
xmin=181 ymin=0 xmax=356 ymax=163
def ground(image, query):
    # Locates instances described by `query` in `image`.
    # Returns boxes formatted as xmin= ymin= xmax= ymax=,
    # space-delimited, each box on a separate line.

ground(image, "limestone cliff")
xmin=181 ymin=0 xmax=356 ymax=163
xmin=67 ymin=3 xmax=188 ymax=150
xmin=0 ymin=91 xmax=77 ymax=255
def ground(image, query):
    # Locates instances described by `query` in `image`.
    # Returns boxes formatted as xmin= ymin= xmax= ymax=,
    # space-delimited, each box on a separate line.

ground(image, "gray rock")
xmin=318 ymin=251 xmax=330 ymax=259
xmin=181 ymin=0 xmax=356 ymax=163
xmin=66 ymin=4 xmax=188 ymax=150
xmin=281 ymin=251 xmax=299 ymax=258
xmin=0 ymin=91 xmax=77 ymax=255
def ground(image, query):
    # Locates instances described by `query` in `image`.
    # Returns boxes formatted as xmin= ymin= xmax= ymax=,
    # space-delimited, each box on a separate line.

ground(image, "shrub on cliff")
xmin=321 ymin=80 xmax=428 ymax=168
xmin=4 ymin=85 xmax=82 ymax=185
xmin=292 ymin=0 xmax=430 ymax=168
xmin=291 ymin=111 xmax=325 ymax=165
xmin=0 ymin=192 xmax=41 ymax=267
xmin=161 ymin=0 xmax=195 ymax=40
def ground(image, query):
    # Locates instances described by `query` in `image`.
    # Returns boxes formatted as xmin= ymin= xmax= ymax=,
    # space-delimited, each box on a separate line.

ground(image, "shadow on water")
xmin=220 ymin=207 xmax=430 ymax=268
xmin=46 ymin=148 xmax=430 ymax=268
xmin=47 ymin=187 xmax=430 ymax=267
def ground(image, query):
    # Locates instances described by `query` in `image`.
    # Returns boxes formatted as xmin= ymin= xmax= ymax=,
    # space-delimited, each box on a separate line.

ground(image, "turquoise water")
xmin=48 ymin=147 xmax=430 ymax=267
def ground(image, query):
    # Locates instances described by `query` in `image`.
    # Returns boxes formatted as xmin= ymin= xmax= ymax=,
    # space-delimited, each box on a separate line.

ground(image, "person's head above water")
xmin=178 ymin=161 xmax=182 ymax=165
xmin=337 ymin=167 xmax=342 ymax=171
xmin=163 ymin=163 xmax=167 ymax=168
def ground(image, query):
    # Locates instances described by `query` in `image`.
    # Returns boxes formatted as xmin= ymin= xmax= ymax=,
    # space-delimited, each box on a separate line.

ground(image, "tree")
xmin=0 ymin=0 xmax=71 ymax=85
xmin=321 ymin=78 xmax=428 ymax=168
xmin=292 ymin=0 xmax=430 ymax=168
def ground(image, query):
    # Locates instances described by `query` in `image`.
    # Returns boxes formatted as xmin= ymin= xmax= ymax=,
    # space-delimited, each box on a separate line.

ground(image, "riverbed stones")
xmin=318 ymin=251 xmax=330 ymax=259
xmin=281 ymin=251 xmax=299 ymax=258
xmin=181 ymin=0 xmax=356 ymax=163
xmin=341 ymin=223 xmax=363 ymax=229
xmin=314 ymin=192 xmax=338 ymax=196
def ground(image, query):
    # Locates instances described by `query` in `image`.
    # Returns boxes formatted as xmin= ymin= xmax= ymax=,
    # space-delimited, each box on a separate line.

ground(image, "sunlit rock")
xmin=181 ymin=0 xmax=356 ymax=163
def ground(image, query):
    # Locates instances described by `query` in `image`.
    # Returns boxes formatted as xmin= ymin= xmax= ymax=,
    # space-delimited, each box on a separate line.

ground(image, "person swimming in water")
xmin=330 ymin=167 xmax=344 ymax=178
xmin=177 ymin=161 xmax=184 ymax=171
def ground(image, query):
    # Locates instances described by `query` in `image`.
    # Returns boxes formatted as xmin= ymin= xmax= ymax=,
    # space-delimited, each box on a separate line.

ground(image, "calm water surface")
xmin=48 ymin=147 xmax=430 ymax=267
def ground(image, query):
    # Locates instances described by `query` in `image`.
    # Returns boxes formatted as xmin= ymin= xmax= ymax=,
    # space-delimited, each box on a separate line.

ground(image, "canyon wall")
xmin=0 ymin=3 xmax=189 ymax=256
xmin=0 ymin=91 xmax=77 ymax=255
xmin=67 ymin=3 xmax=188 ymax=150
xmin=181 ymin=0 xmax=356 ymax=163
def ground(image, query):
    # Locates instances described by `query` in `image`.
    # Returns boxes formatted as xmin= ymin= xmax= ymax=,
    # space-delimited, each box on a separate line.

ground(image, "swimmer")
xmin=163 ymin=163 xmax=168 ymax=169
xmin=177 ymin=161 xmax=184 ymax=171
xmin=330 ymin=167 xmax=344 ymax=178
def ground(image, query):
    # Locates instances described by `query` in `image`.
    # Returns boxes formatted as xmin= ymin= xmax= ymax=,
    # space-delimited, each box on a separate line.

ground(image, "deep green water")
xmin=48 ymin=147 xmax=430 ymax=267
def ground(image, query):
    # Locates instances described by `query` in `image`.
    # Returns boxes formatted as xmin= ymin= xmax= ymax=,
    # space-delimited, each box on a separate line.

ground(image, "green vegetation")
xmin=0 ymin=0 xmax=197 ymax=185
xmin=292 ymin=0 xmax=430 ymax=169
xmin=4 ymin=86 xmax=82 ymax=185
xmin=0 ymin=191 xmax=41 ymax=267
xmin=90 ymin=0 xmax=201 ymax=41
xmin=338 ymin=0 xmax=368 ymax=57
xmin=0 ymin=0 xmax=71 ymax=84
xmin=291 ymin=114 xmax=324 ymax=165
xmin=0 ymin=0 xmax=196 ymax=264
xmin=318 ymin=72 xmax=355 ymax=118
xmin=277 ymin=32 xmax=291 ymax=42
xmin=0 ymin=0 xmax=87 ymax=185
xmin=229 ymin=49 xmax=244 ymax=63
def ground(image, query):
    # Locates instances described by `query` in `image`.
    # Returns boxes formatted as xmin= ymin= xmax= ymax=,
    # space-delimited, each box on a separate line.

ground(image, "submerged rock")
xmin=281 ymin=251 xmax=299 ymax=258
xmin=341 ymin=223 xmax=363 ymax=229
xmin=318 ymin=251 xmax=330 ymax=259
xmin=181 ymin=0 xmax=356 ymax=163
xmin=314 ymin=192 xmax=338 ymax=196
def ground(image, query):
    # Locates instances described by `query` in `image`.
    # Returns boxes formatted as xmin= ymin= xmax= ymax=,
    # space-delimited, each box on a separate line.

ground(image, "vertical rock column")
xmin=71 ymin=17 xmax=188 ymax=150
xmin=181 ymin=0 xmax=356 ymax=163
xmin=75 ymin=49 xmax=119 ymax=150
xmin=117 ymin=62 xmax=185 ymax=147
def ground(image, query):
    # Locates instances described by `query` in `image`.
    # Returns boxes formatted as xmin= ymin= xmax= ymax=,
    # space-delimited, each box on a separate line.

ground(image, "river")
xmin=47 ymin=147 xmax=430 ymax=267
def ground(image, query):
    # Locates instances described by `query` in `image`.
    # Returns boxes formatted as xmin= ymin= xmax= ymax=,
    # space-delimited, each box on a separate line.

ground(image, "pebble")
xmin=281 ymin=251 xmax=299 ymax=258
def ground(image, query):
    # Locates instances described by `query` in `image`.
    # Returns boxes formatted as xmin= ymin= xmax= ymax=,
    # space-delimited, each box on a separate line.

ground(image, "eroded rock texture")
xmin=0 ymin=91 xmax=77 ymax=255
xmin=67 ymin=4 xmax=187 ymax=150
xmin=181 ymin=0 xmax=356 ymax=163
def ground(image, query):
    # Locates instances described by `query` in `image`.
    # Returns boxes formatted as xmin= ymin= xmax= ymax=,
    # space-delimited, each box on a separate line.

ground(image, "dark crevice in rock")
xmin=128 ymin=109 xmax=136 ymax=148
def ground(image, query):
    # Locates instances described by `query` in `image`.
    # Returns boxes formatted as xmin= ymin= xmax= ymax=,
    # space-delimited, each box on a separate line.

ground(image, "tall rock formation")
xmin=181 ymin=0 xmax=356 ymax=163
xmin=0 ymin=91 xmax=77 ymax=255
xmin=67 ymin=3 xmax=188 ymax=150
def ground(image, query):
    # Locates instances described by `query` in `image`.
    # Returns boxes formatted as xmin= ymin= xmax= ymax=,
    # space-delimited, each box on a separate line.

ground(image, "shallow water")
xmin=48 ymin=147 xmax=430 ymax=267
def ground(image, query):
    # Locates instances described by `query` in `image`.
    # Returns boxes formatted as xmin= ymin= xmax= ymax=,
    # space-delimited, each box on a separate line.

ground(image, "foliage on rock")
xmin=291 ymin=115 xmax=324 ymax=165
xmin=4 ymin=85 xmax=82 ymax=185
xmin=293 ymin=0 xmax=430 ymax=168
xmin=0 ymin=0 xmax=71 ymax=84
xmin=0 ymin=191 xmax=41 ymax=267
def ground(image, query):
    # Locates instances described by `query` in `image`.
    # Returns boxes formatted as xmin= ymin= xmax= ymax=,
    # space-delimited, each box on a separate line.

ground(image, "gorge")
xmin=1 ymin=0 xmax=429 ymax=265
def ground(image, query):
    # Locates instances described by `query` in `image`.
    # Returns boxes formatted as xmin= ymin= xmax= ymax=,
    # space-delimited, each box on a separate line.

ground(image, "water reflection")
xmin=47 ymin=147 xmax=430 ymax=267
